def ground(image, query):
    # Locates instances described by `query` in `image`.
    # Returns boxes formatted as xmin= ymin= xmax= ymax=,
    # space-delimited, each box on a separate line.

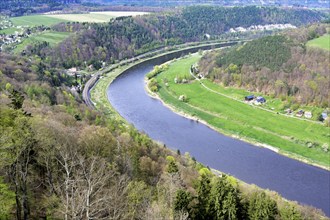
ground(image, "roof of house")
xmin=245 ymin=95 xmax=254 ymax=99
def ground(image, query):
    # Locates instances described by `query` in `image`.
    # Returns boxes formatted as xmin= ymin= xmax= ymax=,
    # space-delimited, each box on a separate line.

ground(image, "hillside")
xmin=103 ymin=0 xmax=330 ymax=8
xmin=27 ymin=6 xmax=325 ymax=69
xmin=199 ymin=24 xmax=330 ymax=109
xmin=0 ymin=40 xmax=328 ymax=220
xmin=0 ymin=5 xmax=329 ymax=219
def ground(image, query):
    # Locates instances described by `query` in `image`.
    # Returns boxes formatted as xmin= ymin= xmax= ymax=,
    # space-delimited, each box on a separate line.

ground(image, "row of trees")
xmin=199 ymin=24 xmax=329 ymax=107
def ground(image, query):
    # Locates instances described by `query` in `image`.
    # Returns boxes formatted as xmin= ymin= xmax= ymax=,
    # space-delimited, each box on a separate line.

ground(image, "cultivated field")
xmin=307 ymin=34 xmax=330 ymax=50
xmin=13 ymin=31 xmax=71 ymax=53
xmin=8 ymin=11 xmax=148 ymax=28
xmin=10 ymin=15 xmax=66 ymax=27
xmin=44 ymin=11 xmax=148 ymax=23
xmin=154 ymin=54 xmax=329 ymax=168
xmin=0 ymin=27 xmax=20 ymax=34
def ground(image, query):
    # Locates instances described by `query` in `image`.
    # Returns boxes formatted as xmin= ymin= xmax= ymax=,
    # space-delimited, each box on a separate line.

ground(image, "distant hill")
xmin=199 ymin=24 xmax=330 ymax=107
xmin=0 ymin=0 xmax=81 ymax=16
xmin=102 ymin=0 xmax=330 ymax=8
xmin=43 ymin=6 xmax=325 ymax=68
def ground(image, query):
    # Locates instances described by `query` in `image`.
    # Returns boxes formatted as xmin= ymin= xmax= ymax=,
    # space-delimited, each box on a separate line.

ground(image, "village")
xmin=0 ymin=15 xmax=50 ymax=52
xmin=244 ymin=94 xmax=328 ymax=121
xmin=228 ymin=23 xmax=297 ymax=33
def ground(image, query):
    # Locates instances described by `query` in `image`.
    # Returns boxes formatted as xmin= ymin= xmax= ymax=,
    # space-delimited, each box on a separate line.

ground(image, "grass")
xmin=307 ymin=34 xmax=330 ymax=51
xmin=43 ymin=13 xmax=115 ymax=23
xmin=0 ymin=27 xmax=21 ymax=35
xmin=44 ymin=11 xmax=148 ymax=23
xmin=154 ymin=54 xmax=330 ymax=168
xmin=1 ymin=12 xmax=149 ymax=34
xmin=13 ymin=31 xmax=71 ymax=53
xmin=10 ymin=15 xmax=66 ymax=27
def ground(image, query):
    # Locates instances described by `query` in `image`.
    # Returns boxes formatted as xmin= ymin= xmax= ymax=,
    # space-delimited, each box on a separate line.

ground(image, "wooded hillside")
xmin=0 ymin=5 xmax=329 ymax=219
xmin=199 ymin=24 xmax=329 ymax=108
xmin=28 ymin=6 xmax=325 ymax=69
xmin=0 ymin=44 xmax=327 ymax=220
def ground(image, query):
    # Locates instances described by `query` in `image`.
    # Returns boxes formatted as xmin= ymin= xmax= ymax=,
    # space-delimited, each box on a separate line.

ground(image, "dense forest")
xmin=104 ymin=0 xmax=330 ymax=8
xmin=198 ymin=24 xmax=329 ymax=108
xmin=28 ymin=6 xmax=325 ymax=69
xmin=0 ymin=0 xmax=81 ymax=16
xmin=0 ymin=5 xmax=329 ymax=219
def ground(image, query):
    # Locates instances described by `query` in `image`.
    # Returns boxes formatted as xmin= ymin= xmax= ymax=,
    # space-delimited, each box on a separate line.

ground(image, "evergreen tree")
xmin=248 ymin=191 xmax=278 ymax=220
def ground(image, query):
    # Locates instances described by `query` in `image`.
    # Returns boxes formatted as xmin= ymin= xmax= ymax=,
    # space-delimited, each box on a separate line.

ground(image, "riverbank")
xmin=148 ymin=54 xmax=329 ymax=170
xmin=89 ymin=45 xmax=330 ymax=217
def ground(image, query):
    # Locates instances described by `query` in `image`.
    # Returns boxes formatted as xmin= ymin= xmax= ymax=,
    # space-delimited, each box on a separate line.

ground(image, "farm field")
xmin=44 ymin=11 xmax=148 ymax=23
xmin=13 ymin=31 xmax=71 ymax=53
xmin=153 ymin=54 xmax=330 ymax=168
xmin=10 ymin=15 xmax=66 ymax=27
xmin=307 ymin=34 xmax=330 ymax=50
xmin=1 ymin=11 xmax=149 ymax=33
xmin=0 ymin=27 xmax=21 ymax=34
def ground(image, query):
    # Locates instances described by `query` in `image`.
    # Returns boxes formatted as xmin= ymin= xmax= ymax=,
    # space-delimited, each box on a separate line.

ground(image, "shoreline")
xmin=89 ymin=43 xmax=329 ymax=171
xmin=144 ymin=77 xmax=330 ymax=171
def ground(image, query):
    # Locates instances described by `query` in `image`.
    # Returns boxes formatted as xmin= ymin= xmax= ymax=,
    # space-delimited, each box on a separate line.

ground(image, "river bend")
xmin=107 ymin=48 xmax=330 ymax=216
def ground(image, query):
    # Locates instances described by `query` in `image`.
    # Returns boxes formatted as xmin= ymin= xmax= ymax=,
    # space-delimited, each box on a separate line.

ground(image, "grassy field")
xmin=154 ymin=54 xmax=330 ymax=168
xmin=44 ymin=11 xmax=148 ymax=23
xmin=307 ymin=34 xmax=330 ymax=51
xmin=13 ymin=31 xmax=71 ymax=53
xmin=0 ymin=27 xmax=21 ymax=34
xmin=9 ymin=11 xmax=148 ymax=27
xmin=10 ymin=15 xmax=66 ymax=27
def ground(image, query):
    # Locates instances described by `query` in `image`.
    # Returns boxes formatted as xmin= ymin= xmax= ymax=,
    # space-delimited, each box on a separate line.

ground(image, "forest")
xmin=0 ymin=5 xmax=329 ymax=219
xmin=199 ymin=24 xmax=329 ymax=108
xmin=25 ymin=6 xmax=325 ymax=69
xmin=0 ymin=52 xmax=326 ymax=219
xmin=0 ymin=0 xmax=82 ymax=16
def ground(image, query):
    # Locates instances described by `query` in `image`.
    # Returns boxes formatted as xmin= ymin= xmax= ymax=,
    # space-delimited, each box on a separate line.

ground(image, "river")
xmin=107 ymin=48 xmax=330 ymax=216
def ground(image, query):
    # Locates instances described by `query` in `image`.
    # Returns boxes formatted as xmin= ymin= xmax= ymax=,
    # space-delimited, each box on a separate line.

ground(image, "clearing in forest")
xmin=307 ymin=34 xmax=330 ymax=50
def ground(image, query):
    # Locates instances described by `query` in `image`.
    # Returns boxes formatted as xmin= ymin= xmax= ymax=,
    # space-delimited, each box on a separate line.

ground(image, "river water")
xmin=107 ymin=48 xmax=330 ymax=216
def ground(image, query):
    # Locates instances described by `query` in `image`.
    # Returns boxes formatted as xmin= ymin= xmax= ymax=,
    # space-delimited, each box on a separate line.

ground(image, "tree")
xmin=0 ymin=109 xmax=35 ymax=220
xmin=280 ymin=203 xmax=303 ymax=220
xmin=166 ymin=156 xmax=179 ymax=174
xmin=194 ymin=174 xmax=211 ymax=219
xmin=248 ymin=191 xmax=278 ymax=220
xmin=8 ymin=90 xmax=24 ymax=110
xmin=0 ymin=177 xmax=15 ymax=219
xmin=174 ymin=189 xmax=192 ymax=214
xmin=209 ymin=175 xmax=241 ymax=220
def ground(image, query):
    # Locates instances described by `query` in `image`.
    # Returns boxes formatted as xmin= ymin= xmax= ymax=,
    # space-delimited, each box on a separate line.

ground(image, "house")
xmin=304 ymin=111 xmax=312 ymax=119
xmin=321 ymin=112 xmax=328 ymax=120
xmin=296 ymin=110 xmax=304 ymax=117
xmin=284 ymin=108 xmax=292 ymax=114
xmin=66 ymin=67 xmax=77 ymax=76
xmin=245 ymin=95 xmax=254 ymax=101
xmin=256 ymin=96 xmax=266 ymax=103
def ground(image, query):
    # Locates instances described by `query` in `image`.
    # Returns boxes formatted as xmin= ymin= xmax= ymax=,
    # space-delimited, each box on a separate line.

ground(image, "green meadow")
xmin=307 ymin=34 xmax=330 ymax=50
xmin=10 ymin=15 xmax=66 ymax=27
xmin=154 ymin=54 xmax=330 ymax=168
xmin=13 ymin=31 xmax=71 ymax=53
xmin=0 ymin=27 xmax=21 ymax=35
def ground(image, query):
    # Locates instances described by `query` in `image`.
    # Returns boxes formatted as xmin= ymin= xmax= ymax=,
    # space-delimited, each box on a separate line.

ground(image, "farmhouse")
xmin=256 ymin=96 xmax=266 ymax=103
xmin=296 ymin=110 xmax=304 ymax=117
xmin=304 ymin=111 xmax=312 ymax=119
xmin=321 ymin=112 xmax=328 ymax=120
xmin=245 ymin=95 xmax=254 ymax=101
